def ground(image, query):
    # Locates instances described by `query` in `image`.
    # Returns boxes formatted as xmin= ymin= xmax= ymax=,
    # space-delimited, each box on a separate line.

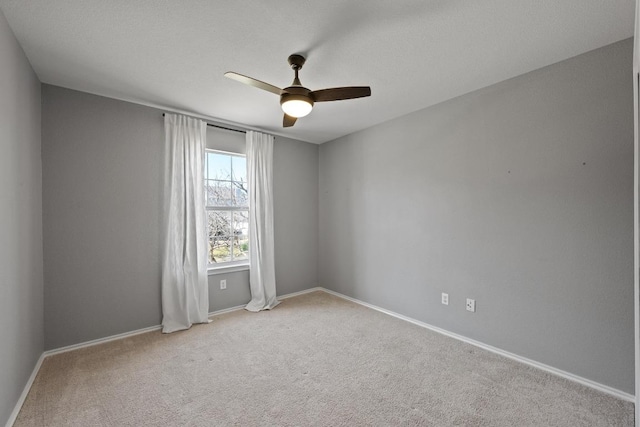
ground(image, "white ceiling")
xmin=0 ymin=1 xmax=634 ymax=144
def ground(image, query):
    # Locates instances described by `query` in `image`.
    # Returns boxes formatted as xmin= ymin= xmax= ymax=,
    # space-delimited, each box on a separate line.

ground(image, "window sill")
xmin=207 ymin=263 xmax=250 ymax=275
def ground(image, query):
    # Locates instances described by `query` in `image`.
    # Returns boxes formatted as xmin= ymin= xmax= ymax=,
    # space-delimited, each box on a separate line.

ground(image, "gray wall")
xmin=319 ymin=39 xmax=634 ymax=394
xmin=273 ymin=135 xmax=319 ymax=296
xmin=0 ymin=9 xmax=43 ymax=425
xmin=42 ymin=85 xmax=319 ymax=349
xmin=42 ymin=85 xmax=164 ymax=350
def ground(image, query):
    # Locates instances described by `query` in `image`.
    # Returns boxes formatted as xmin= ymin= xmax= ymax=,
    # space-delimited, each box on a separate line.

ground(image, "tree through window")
xmin=205 ymin=150 xmax=249 ymax=265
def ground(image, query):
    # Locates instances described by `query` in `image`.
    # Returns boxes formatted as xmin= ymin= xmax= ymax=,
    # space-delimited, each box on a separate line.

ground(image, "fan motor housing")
xmin=280 ymin=86 xmax=314 ymax=107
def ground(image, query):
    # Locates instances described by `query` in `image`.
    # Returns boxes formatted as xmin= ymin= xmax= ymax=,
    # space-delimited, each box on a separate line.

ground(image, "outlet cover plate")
xmin=441 ymin=293 xmax=449 ymax=305
xmin=220 ymin=279 xmax=227 ymax=290
xmin=466 ymin=298 xmax=476 ymax=312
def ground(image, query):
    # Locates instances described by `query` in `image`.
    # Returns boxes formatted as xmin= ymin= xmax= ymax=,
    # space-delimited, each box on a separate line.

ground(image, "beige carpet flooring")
xmin=15 ymin=291 xmax=633 ymax=426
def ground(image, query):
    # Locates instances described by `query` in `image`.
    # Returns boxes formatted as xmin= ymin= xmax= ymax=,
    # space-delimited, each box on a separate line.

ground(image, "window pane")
xmin=232 ymin=156 xmax=247 ymax=183
xmin=233 ymin=181 xmax=249 ymax=207
xmin=208 ymin=152 xmax=232 ymax=180
xmin=233 ymin=239 xmax=249 ymax=261
xmin=208 ymin=238 xmax=216 ymax=263
xmin=207 ymin=180 xmax=233 ymax=206
xmin=205 ymin=180 xmax=215 ymax=205
xmin=210 ymin=236 xmax=232 ymax=263
xmin=233 ymin=211 xmax=249 ymax=238
xmin=208 ymin=211 xmax=231 ymax=238
xmin=206 ymin=152 xmax=214 ymax=180
xmin=233 ymin=211 xmax=249 ymax=261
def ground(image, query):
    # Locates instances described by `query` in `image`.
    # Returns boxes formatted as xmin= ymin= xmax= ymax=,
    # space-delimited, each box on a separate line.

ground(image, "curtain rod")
xmin=162 ymin=113 xmax=246 ymax=134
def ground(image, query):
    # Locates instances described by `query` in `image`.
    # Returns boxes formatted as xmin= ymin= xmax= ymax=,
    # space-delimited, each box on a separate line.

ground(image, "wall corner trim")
xmin=5 ymin=353 xmax=45 ymax=427
xmin=319 ymin=287 xmax=635 ymax=403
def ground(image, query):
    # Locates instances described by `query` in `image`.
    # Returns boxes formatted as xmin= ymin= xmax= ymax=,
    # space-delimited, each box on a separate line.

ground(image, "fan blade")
xmin=283 ymin=114 xmax=297 ymax=128
xmin=224 ymin=72 xmax=282 ymax=95
xmin=310 ymin=86 xmax=371 ymax=102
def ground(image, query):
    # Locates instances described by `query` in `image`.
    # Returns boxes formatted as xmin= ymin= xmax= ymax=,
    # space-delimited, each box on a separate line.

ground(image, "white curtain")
xmin=161 ymin=113 xmax=210 ymax=333
xmin=245 ymin=131 xmax=280 ymax=312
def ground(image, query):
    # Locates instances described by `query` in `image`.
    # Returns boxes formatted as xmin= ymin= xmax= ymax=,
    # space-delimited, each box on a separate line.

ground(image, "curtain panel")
xmin=246 ymin=131 xmax=279 ymax=312
xmin=161 ymin=113 xmax=210 ymax=332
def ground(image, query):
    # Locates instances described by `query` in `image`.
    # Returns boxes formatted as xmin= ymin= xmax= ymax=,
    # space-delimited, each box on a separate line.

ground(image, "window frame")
xmin=204 ymin=149 xmax=250 ymax=274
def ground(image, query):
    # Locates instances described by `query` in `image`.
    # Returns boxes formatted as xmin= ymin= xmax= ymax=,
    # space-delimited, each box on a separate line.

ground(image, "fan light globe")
xmin=281 ymin=99 xmax=313 ymax=118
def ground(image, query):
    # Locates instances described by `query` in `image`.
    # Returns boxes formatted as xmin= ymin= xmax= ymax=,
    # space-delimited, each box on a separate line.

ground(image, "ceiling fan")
xmin=224 ymin=54 xmax=371 ymax=128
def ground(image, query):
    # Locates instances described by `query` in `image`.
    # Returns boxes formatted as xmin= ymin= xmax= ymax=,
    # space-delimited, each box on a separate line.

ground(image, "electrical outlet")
xmin=441 ymin=293 xmax=449 ymax=305
xmin=466 ymin=298 xmax=476 ymax=312
xmin=220 ymin=279 xmax=227 ymax=290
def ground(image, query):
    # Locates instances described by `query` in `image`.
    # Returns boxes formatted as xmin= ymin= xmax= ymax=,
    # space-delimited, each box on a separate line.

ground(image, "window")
xmin=205 ymin=150 xmax=249 ymax=266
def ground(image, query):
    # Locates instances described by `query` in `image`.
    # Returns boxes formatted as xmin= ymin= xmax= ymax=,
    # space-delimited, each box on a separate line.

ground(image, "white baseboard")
xmin=5 ymin=353 xmax=45 ymax=427
xmin=45 ymin=287 xmax=323 ymax=357
xmin=319 ymin=287 xmax=635 ymax=403
xmin=208 ymin=304 xmax=247 ymax=317
xmin=8 ymin=285 xmax=631 ymax=427
xmin=45 ymin=324 xmax=163 ymax=357
xmin=278 ymin=287 xmax=323 ymax=300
